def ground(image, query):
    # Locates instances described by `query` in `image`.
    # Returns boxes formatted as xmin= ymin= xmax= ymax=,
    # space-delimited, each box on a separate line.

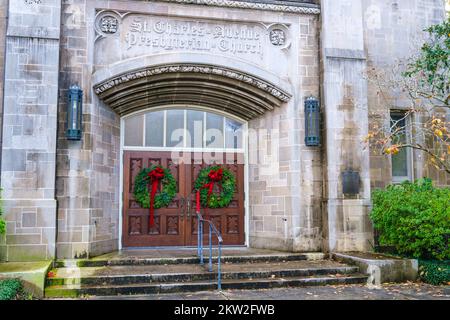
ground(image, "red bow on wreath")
xmin=148 ymin=167 xmax=165 ymax=228
xmin=196 ymin=168 xmax=223 ymax=214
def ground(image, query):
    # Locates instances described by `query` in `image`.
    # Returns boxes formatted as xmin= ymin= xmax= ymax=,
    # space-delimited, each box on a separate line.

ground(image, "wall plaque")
xmin=123 ymin=16 xmax=264 ymax=58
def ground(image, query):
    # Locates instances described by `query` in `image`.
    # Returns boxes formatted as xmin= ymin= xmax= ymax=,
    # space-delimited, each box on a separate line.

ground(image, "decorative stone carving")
xmin=155 ymin=0 xmax=321 ymax=14
xmin=100 ymin=16 xmax=119 ymax=34
xmin=94 ymin=64 xmax=291 ymax=102
xmin=269 ymin=29 xmax=286 ymax=46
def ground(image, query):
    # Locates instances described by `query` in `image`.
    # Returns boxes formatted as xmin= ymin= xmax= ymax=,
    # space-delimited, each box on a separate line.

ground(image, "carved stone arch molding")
xmin=92 ymin=54 xmax=292 ymax=120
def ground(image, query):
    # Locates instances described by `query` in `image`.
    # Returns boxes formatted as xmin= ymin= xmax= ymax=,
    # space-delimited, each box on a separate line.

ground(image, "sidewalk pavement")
xmin=74 ymin=283 xmax=449 ymax=300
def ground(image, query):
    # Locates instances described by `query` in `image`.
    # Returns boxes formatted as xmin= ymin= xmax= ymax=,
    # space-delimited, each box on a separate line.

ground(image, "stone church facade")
xmin=0 ymin=0 xmax=446 ymax=261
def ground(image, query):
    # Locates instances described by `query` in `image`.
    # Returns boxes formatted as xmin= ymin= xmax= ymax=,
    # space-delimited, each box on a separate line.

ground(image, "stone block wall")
xmin=55 ymin=0 xmax=322 ymax=257
xmin=0 ymin=0 xmax=61 ymax=261
xmin=362 ymin=0 xmax=448 ymax=189
xmin=0 ymin=0 xmax=7 ymax=259
xmin=248 ymin=14 xmax=322 ymax=252
xmin=56 ymin=0 xmax=92 ymax=259
xmin=320 ymin=0 xmax=373 ymax=253
xmin=0 ymin=0 xmax=7 ymax=155
xmin=295 ymin=14 xmax=322 ymax=251
xmin=56 ymin=0 xmax=120 ymax=259
xmin=2 ymin=0 xmax=445 ymax=261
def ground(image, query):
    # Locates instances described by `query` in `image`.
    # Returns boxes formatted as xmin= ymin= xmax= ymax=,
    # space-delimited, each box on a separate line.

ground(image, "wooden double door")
xmin=122 ymin=151 xmax=245 ymax=247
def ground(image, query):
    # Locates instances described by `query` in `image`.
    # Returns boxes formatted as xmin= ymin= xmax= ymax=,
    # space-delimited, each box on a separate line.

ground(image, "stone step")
xmin=47 ymin=260 xmax=358 ymax=286
xmin=55 ymin=252 xmax=325 ymax=268
xmin=45 ymin=273 xmax=369 ymax=298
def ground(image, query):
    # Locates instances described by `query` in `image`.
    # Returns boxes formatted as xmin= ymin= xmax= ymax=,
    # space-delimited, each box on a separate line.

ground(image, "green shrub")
xmin=371 ymin=178 xmax=450 ymax=261
xmin=0 ymin=279 xmax=23 ymax=300
xmin=419 ymin=260 xmax=450 ymax=285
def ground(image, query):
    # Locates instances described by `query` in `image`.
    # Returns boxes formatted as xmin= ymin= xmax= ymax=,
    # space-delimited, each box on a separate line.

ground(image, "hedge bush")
xmin=0 ymin=279 xmax=23 ymax=300
xmin=371 ymin=178 xmax=450 ymax=261
xmin=419 ymin=260 xmax=450 ymax=286
xmin=0 ymin=218 xmax=5 ymax=235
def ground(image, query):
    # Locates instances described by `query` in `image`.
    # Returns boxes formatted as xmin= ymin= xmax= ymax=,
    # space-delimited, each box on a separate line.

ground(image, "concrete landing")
xmin=0 ymin=260 xmax=52 ymax=298
xmin=57 ymin=248 xmax=325 ymax=267
xmin=46 ymin=250 xmax=367 ymax=298
xmin=76 ymin=283 xmax=450 ymax=300
xmin=92 ymin=248 xmax=325 ymax=261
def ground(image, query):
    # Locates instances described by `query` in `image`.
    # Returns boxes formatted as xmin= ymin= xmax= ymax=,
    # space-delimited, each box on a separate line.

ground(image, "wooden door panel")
xmin=185 ymin=153 xmax=245 ymax=246
xmin=122 ymin=151 xmax=186 ymax=247
xmin=123 ymin=151 xmax=245 ymax=247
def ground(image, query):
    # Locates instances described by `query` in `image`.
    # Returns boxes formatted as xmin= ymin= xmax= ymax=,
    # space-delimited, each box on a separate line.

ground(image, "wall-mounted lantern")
xmin=66 ymin=84 xmax=83 ymax=141
xmin=305 ymin=96 xmax=320 ymax=147
xmin=342 ymin=169 xmax=360 ymax=196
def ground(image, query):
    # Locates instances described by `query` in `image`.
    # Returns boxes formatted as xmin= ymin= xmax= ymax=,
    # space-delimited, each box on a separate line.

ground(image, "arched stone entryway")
xmin=92 ymin=56 xmax=292 ymax=248
xmin=92 ymin=54 xmax=292 ymax=120
xmin=120 ymin=107 xmax=247 ymax=247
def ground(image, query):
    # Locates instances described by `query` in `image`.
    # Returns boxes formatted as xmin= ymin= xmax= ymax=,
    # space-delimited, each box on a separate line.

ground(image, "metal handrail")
xmin=196 ymin=211 xmax=223 ymax=291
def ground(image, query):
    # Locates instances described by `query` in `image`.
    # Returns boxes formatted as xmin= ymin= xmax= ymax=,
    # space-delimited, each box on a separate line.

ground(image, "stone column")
xmin=320 ymin=0 xmax=373 ymax=253
xmin=0 ymin=0 xmax=7 ymax=154
xmin=55 ymin=1 xmax=120 ymax=259
xmin=0 ymin=0 xmax=61 ymax=261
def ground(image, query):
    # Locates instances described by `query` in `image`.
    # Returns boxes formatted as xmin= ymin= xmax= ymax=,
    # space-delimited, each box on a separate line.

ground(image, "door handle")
xmin=180 ymin=197 xmax=185 ymax=220
xmin=186 ymin=198 xmax=191 ymax=218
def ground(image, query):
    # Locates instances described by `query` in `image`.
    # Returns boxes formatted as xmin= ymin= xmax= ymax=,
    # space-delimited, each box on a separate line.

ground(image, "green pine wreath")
xmin=194 ymin=165 xmax=236 ymax=209
xmin=133 ymin=165 xmax=177 ymax=209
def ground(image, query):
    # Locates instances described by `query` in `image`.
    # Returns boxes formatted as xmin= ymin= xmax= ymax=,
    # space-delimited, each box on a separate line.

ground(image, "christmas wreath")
xmin=194 ymin=165 xmax=236 ymax=209
xmin=133 ymin=165 xmax=177 ymax=227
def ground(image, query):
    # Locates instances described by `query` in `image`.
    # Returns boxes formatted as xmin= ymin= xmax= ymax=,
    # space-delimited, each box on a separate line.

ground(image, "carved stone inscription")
xmin=123 ymin=16 xmax=264 ymax=58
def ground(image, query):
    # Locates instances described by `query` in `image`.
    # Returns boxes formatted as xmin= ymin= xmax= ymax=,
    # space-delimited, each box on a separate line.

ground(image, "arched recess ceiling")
xmin=93 ymin=63 xmax=292 ymax=121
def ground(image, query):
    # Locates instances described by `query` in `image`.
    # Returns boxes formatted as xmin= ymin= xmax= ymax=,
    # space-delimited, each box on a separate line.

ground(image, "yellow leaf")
xmin=432 ymin=118 xmax=442 ymax=125
xmin=434 ymin=129 xmax=443 ymax=138
xmin=390 ymin=145 xmax=400 ymax=155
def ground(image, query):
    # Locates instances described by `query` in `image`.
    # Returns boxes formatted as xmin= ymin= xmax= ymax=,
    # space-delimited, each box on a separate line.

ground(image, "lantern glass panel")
xmin=66 ymin=86 xmax=83 ymax=140
xmin=305 ymin=97 xmax=320 ymax=146
xmin=77 ymin=93 xmax=82 ymax=131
